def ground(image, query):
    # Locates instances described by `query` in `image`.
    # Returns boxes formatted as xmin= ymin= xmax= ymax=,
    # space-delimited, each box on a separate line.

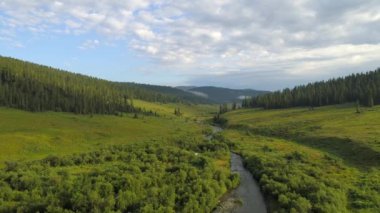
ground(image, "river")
xmin=211 ymin=126 xmax=267 ymax=213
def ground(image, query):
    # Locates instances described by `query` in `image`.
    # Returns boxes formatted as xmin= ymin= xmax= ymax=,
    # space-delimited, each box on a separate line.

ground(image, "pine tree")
xmin=232 ymin=102 xmax=237 ymax=110
xmin=174 ymin=107 xmax=182 ymax=116
xmin=368 ymin=95 xmax=374 ymax=107
xmin=356 ymin=99 xmax=361 ymax=113
xmin=219 ymin=104 xmax=228 ymax=114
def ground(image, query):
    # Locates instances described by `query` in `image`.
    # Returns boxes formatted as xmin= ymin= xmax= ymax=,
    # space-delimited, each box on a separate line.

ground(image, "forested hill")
xmin=0 ymin=56 xmax=207 ymax=114
xmin=243 ymin=68 xmax=380 ymax=109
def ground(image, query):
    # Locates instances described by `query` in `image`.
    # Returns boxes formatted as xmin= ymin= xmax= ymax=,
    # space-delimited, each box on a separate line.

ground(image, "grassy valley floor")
xmin=0 ymin=104 xmax=239 ymax=212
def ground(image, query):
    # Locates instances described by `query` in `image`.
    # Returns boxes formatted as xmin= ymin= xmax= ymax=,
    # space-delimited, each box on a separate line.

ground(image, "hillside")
xmin=220 ymin=104 xmax=380 ymax=212
xmin=178 ymin=86 xmax=269 ymax=103
xmin=0 ymin=56 xmax=208 ymax=115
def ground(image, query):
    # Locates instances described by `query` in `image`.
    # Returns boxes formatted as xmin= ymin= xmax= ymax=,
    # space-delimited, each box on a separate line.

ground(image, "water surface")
xmin=211 ymin=126 xmax=267 ymax=213
xmin=228 ymin=152 xmax=267 ymax=213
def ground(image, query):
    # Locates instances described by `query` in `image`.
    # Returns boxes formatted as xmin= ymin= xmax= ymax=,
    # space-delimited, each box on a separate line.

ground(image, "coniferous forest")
xmin=242 ymin=69 xmax=380 ymax=109
xmin=0 ymin=56 xmax=206 ymax=115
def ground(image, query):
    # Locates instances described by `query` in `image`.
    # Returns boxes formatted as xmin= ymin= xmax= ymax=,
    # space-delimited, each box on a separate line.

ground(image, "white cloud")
xmin=135 ymin=27 xmax=155 ymax=40
xmin=0 ymin=0 xmax=379 ymax=89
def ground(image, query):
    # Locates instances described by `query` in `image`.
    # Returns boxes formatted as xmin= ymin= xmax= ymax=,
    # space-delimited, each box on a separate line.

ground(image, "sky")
xmin=0 ymin=0 xmax=379 ymax=91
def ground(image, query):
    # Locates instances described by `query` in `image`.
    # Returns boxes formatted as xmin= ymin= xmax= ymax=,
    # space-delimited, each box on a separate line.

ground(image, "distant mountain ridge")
xmin=114 ymin=82 xmax=209 ymax=104
xmin=177 ymin=86 xmax=269 ymax=103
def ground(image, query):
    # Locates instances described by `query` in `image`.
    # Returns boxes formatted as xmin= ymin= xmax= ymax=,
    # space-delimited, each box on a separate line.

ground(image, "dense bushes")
xmin=212 ymin=114 xmax=228 ymax=127
xmin=227 ymin=132 xmax=380 ymax=213
xmin=0 ymin=141 xmax=238 ymax=212
xmin=244 ymin=152 xmax=347 ymax=212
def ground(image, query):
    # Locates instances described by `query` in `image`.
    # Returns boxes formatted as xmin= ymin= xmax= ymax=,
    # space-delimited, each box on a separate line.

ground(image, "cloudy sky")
xmin=0 ymin=0 xmax=379 ymax=90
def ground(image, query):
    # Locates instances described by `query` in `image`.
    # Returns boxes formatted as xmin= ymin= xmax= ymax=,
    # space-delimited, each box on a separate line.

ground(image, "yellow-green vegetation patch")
xmin=0 ymin=107 xmax=206 ymax=165
xmin=133 ymin=99 xmax=217 ymax=121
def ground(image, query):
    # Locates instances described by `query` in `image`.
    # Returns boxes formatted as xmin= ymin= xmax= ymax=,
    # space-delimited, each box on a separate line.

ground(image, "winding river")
xmin=211 ymin=126 xmax=267 ymax=213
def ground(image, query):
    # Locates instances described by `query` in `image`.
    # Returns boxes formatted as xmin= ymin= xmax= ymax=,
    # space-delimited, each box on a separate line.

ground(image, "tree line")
xmin=242 ymin=68 xmax=380 ymax=109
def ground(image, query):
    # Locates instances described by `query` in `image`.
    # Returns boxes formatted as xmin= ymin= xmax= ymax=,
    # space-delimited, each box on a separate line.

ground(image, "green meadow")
xmin=0 ymin=104 xmax=208 ymax=165
xmin=221 ymin=104 xmax=380 ymax=212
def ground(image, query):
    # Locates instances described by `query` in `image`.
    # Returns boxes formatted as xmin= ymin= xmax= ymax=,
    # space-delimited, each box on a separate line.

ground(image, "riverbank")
xmin=211 ymin=126 xmax=267 ymax=213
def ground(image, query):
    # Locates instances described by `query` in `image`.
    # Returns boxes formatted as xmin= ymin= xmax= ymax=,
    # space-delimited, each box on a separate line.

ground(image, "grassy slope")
xmin=224 ymin=105 xmax=380 ymax=146
xmin=0 ymin=102 xmax=213 ymax=165
xmin=224 ymin=104 xmax=380 ymax=168
xmin=221 ymin=104 xmax=380 ymax=212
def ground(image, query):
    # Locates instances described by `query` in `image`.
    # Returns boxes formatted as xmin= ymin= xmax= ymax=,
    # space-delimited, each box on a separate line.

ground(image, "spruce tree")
xmin=368 ymin=95 xmax=374 ymax=107
xmin=356 ymin=100 xmax=361 ymax=113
